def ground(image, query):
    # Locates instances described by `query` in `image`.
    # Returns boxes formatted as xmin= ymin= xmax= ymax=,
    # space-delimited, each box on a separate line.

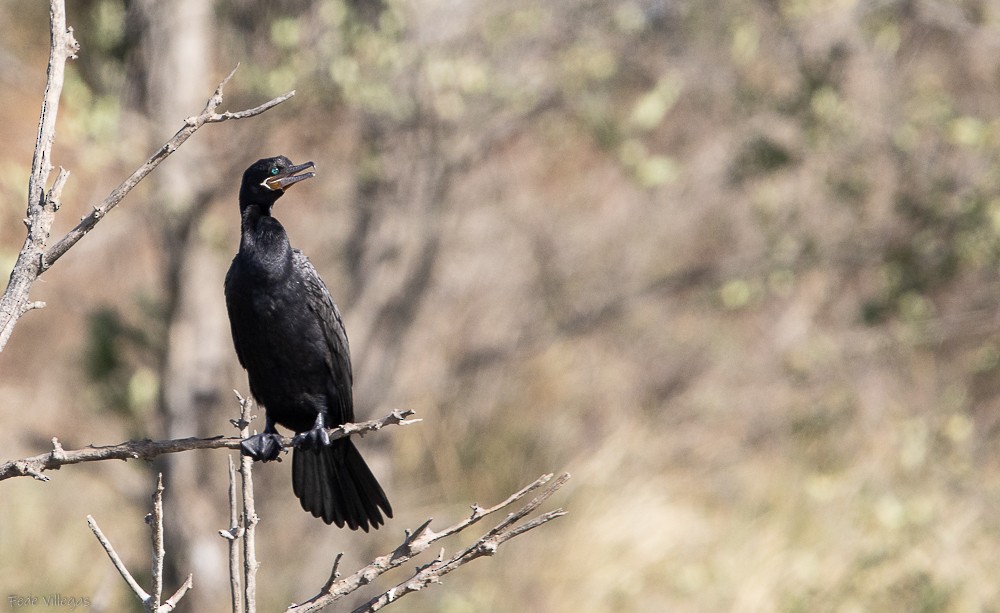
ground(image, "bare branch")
xmin=160 ymin=575 xmax=194 ymax=612
xmin=150 ymin=474 xmax=165 ymax=611
xmin=356 ymin=508 xmax=568 ymax=613
xmin=87 ymin=515 xmax=150 ymax=603
xmin=88 ymin=476 xmax=194 ymax=612
xmin=0 ymin=0 xmax=77 ymax=350
xmin=220 ymin=454 xmax=244 ymax=613
xmin=0 ymin=54 xmax=293 ymax=352
xmin=237 ymin=393 xmax=259 ymax=613
xmin=42 ymin=69 xmax=293 ymax=270
xmin=27 ymin=8 xmax=77 ymax=204
xmin=205 ymin=91 xmax=296 ymax=123
xmin=472 ymin=472 xmax=570 ymax=540
xmin=286 ymin=473 xmax=571 ymax=613
xmin=0 ymin=409 xmax=417 ymax=482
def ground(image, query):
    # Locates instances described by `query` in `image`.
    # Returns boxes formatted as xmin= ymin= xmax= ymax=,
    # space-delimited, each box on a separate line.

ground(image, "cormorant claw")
xmin=292 ymin=425 xmax=331 ymax=450
xmin=241 ymin=432 xmax=284 ymax=462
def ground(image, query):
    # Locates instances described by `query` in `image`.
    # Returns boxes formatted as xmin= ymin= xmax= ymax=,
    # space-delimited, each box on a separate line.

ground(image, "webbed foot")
xmin=241 ymin=432 xmax=284 ymax=462
xmin=292 ymin=413 xmax=331 ymax=450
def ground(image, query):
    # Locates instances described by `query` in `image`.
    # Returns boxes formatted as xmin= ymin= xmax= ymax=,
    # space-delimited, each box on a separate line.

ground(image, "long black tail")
xmin=291 ymin=438 xmax=392 ymax=531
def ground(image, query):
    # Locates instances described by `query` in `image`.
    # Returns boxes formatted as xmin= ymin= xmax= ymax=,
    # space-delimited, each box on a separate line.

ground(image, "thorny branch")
xmin=285 ymin=473 xmax=571 ymax=613
xmin=0 ymin=409 xmax=419 ymax=482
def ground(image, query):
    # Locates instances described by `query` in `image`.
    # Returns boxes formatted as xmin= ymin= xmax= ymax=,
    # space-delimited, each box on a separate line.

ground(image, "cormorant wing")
xmin=224 ymin=261 xmax=249 ymax=370
xmin=292 ymin=249 xmax=355 ymax=423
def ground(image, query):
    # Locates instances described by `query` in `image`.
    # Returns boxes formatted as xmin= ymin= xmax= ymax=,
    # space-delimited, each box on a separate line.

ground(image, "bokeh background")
xmin=4 ymin=0 xmax=1000 ymax=611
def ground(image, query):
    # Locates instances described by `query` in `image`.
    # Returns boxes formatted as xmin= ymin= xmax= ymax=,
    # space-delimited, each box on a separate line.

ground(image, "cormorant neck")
xmin=239 ymin=202 xmax=292 ymax=270
xmin=240 ymin=201 xmax=271 ymax=221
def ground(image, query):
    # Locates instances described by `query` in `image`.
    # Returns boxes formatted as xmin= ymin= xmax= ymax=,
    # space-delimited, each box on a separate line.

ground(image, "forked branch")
xmin=87 ymin=474 xmax=194 ymax=612
xmin=41 ymin=67 xmax=294 ymax=270
xmin=0 ymin=0 xmax=296 ymax=352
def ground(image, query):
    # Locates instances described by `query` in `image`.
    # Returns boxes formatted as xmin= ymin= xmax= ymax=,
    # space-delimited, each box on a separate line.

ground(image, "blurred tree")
xmin=83 ymin=305 xmax=158 ymax=427
xmin=126 ymin=0 xmax=229 ymax=608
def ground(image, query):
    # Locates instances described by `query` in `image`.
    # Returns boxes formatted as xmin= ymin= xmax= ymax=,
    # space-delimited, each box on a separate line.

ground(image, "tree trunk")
xmin=131 ymin=0 xmax=229 ymax=608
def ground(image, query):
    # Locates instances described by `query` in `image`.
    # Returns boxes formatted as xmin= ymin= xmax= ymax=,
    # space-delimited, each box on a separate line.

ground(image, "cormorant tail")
xmin=292 ymin=439 xmax=392 ymax=531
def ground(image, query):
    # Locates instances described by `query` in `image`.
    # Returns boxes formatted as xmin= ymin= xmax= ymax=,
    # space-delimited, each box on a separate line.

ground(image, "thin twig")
xmin=322 ymin=552 xmax=345 ymax=593
xmin=87 ymin=515 xmax=150 ymax=603
xmin=150 ymin=473 xmax=165 ymax=611
xmin=220 ymin=454 xmax=244 ymax=613
xmin=160 ymin=575 xmax=194 ymax=612
xmin=0 ymin=409 xmax=418 ymax=482
xmin=41 ymin=68 xmax=293 ymax=270
xmin=88 ymin=476 xmax=194 ymax=612
xmin=356 ymin=508 xmax=568 ymax=613
xmin=352 ymin=474 xmax=571 ymax=613
xmin=286 ymin=473 xmax=571 ymax=613
xmin=0 ymin=55 xmax=293 ymax=351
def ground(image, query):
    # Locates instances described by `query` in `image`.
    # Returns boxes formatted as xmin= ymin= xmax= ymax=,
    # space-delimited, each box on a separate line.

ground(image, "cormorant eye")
xmin=270 ymin=167 xmax=280 ymax=176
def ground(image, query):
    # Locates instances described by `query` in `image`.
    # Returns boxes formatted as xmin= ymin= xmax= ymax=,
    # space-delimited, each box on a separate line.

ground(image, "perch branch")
xmin=0 ymin=409 xmax=418 ymax=482
xmin=285 ymin=473 xmax=570 ymax=613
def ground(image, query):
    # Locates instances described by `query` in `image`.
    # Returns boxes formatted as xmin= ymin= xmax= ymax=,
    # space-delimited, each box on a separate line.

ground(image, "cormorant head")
xmin=239 ymin=156 xmax=316 ymax=211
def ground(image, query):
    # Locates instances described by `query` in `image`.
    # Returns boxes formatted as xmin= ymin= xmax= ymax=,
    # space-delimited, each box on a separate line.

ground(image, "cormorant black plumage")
xmin=224 ymin=156 xmax=392 ymax=531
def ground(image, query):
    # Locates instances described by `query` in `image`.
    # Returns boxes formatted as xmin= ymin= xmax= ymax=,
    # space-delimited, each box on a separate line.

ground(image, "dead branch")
xmin=40 ymin=67 xmax=294 ymax=271
xmin=87 ymin=474 xmax=194 ymax=612
xmin=150 ymin=474 xmax=166 ymax=609
xmin=219 ymin=454 xmax=245 ymax=613
xmin=236 ymin=392 xmax=260 ymax=613
xmin=358 ymin=508 xmax=567 ymax=613
xmin=0 ymin=0 xmax=294 ymax=352
xmin=0 ymin=0 xmax=77 ymax=350
xmin=285 ymin=473 xmax=571 ymax=613
xmin=0 ymin=409 xmax=419 ymax=482
xmin=87 ymin=516 xmax=149 ymax=603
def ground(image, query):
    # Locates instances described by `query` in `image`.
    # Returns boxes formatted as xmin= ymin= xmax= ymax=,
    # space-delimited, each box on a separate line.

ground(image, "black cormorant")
xmin=224 ymin=156 xmax=392 ymax=531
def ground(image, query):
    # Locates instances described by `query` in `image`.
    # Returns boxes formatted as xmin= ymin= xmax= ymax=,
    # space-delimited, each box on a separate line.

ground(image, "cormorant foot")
xmin=292 ymin=425 xmax=331 ymax=451
xmin=241 ymin=432 xmax=284 ymax=462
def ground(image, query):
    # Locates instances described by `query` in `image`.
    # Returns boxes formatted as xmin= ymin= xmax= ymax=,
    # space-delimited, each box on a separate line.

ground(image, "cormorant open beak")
xmin=263 ymin=161 xmax=316 ymax=191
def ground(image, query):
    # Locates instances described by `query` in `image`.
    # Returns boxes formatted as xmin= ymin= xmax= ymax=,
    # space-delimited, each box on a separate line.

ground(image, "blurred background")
xmin=3 ymin=0 xmax=1000 ymax=610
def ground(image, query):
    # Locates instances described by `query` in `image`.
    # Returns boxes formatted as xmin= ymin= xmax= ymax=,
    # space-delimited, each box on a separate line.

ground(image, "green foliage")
xmin=863 ymin=124 xmax=1000 ymax=325
xmin=69 ymin=0 xmax=129 ymax=96
xmin=730 ymin=135 xmax=795 ymax=184
xmin=83 ymin=306 xmax=158 ymax=423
